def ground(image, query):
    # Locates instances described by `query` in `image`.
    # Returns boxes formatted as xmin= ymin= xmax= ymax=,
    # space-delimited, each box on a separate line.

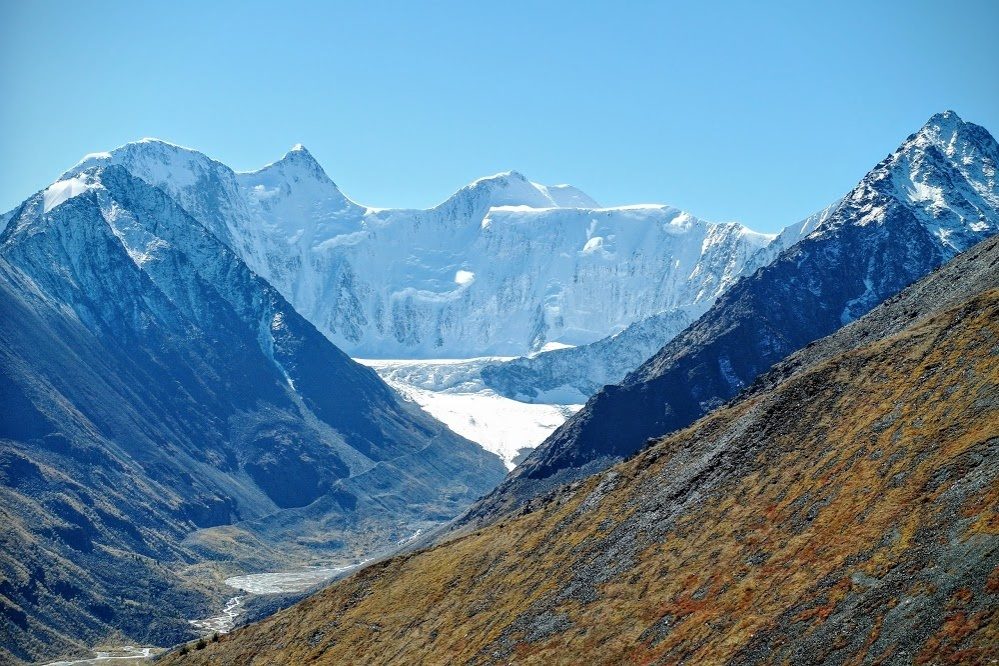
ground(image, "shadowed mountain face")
xmin=0 ymin=166 xmax=506 ymax=663
xmin=458 ymin=111 xmax=999 ymax=527
xmin=161 ymin=234 xmax=999 ymax=666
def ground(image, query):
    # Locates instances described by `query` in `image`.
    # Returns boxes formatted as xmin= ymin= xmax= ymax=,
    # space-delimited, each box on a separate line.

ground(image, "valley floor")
xmin=40 ymin=646 xmax=163 ymax=666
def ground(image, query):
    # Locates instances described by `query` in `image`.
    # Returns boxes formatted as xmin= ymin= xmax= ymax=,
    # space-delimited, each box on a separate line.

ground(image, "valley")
xmin=2 ymin=109 xmax=996 ymax=664
xmin=5 ymin=1 xmax=999 ymax=662
xmin=163 ymin=233 xmax=999 ymax=666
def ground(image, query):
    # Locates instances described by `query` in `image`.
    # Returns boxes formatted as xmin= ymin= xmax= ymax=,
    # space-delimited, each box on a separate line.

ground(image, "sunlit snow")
xmin=42 ymin=176 xmax=100 ymax=213
xmin=359 ymin=358 xmax=582 ymax=469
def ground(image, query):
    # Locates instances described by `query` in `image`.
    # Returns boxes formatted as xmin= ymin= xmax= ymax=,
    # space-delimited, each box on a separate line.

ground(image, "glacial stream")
xmin=43 ymin=558 xmax=378 ymax=664
xmin=41 ymin=646 xmax=162 ymax=665
xmin=188 ymin=558 xmax=374 ymax=634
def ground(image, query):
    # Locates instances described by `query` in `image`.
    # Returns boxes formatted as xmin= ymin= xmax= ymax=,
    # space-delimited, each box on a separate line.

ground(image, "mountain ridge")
xmin=161 ymin=231 xmax=999 ymax=666
xmin=39 ymin=138 xmax=773 ymax=357
xmin=0 ymin=163 xmax=505 ymax=664
xmin=455 ymin=110 xmax=999 ymax=529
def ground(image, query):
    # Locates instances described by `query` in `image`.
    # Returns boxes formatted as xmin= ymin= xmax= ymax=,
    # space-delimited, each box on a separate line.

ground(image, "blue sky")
xmin=2 ymin=0 xmax=997 ymax=232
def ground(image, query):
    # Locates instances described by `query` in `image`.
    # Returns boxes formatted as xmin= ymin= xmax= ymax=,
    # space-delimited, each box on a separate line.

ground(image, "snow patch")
xmin=718 ymin=355 xmax=742 ymax=391
xmin=225 ymin=564 xmax=360 ymax=595
xmin=536 ymin=341 xmax=574 ymax=353
xmin=582 ymin=236 xmax=604 ymax=254
xmin=42 ymin=176 xmax=100 ymax=213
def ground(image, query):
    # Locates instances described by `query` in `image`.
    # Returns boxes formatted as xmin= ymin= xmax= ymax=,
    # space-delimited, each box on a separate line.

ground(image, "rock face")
xmin=58 ymin=141 xmax=772 ymax=357
xmin=0 ymin=166 xmax=506 ymax=664
xmin=460 ymin=110 xmax=999 ymax=525
xmin=160 ymin=234 xmax=999 ymax=666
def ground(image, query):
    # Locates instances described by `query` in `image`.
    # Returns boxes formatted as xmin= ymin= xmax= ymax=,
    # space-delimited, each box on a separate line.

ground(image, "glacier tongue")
xmin=358 ymin=357 xmax=583 ymax=469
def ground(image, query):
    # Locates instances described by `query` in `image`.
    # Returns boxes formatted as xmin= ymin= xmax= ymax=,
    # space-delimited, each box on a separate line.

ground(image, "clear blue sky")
xmin=2 ymin=0 xmax=997 ymax=232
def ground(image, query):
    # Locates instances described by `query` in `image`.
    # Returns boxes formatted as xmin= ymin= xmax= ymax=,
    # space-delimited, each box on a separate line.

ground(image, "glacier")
xmin=358 ymin=357 xmax=583 ymax=469
xmin=56 ymin=139 xmax=774 ymax=358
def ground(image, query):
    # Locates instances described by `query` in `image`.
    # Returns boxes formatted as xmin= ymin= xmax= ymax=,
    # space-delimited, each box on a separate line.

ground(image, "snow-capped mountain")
xmin=57 ymin=141 xmax=773 ymax=357
xmin=0 ymin=164 xmax=505 ymax=661
xmin=474 ymin=196 xmax=848 ymax=403
xmin=457 ymin=110 xmax=999 ymax=527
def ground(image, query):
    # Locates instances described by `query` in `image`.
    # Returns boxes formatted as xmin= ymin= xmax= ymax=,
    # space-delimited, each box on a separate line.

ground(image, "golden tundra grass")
xmin=166 ymin=291 xmax=999 ymax=665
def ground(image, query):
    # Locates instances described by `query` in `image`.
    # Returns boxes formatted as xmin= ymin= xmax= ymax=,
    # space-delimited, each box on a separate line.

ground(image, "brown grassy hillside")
xmin=164 ymin=288 xmax=999 ymax=665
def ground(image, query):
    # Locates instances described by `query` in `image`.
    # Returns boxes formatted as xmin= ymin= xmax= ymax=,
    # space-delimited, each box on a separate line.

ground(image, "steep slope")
xmin=480 ymin=306 xmax=702 ymax=404
xmin=461 ymin=110 xmax=999 ymax=524
xmin=738 ymin=198 xmax=841 ymax=277
xmin=0 ymin=166 xmax=505 ymax=663
xmin=61 ymin=142 xmax=771 ymax=357
xmin=163 ymin=233 xmax=999 ymax=666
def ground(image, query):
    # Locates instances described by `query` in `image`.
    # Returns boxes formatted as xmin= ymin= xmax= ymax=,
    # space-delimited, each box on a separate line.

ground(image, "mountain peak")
xmin=283 ymin=143 xmax=319 ymax=164
xmin=236 ymin=145 xmax=362 ymax=224
xmin=136 ymin=136 xmax=191 ymax=148
xmin=249 ymin=143 xmax=330 ymax=183
xmin=817 ymin=110 xmax=999 ymax=247
xmin=924 ymin=109 xmax=963 ymax=129
xmin=911 ymin=109 xmax=995 ymax=152
xmin=445 ymin=170 xmax=599 ymax=210
xmin=469 ymin=170 xmax=530 ymax=187
xmin=60 ymin=137 xmax=226 ymax=187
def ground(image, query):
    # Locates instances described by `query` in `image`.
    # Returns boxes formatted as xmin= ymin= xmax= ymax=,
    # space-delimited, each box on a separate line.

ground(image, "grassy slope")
xmin=165 ymin=289 xmax=999 ymax=665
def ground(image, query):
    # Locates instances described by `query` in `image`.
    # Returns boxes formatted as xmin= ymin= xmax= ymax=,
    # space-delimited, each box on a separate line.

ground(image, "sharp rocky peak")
xmin=926 ymin=109 xmax=963 ymax=128
xmin=803 ymin=110 xmax=999 ymax=244
xmin=905 ymin=109 xmax=996 ymax=157
xmin=237 ymin=144 xmax=361 ymax=218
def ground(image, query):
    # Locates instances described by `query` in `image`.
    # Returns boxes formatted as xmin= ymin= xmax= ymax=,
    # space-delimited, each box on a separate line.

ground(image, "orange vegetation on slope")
xmin=166 ymin=290 xmax=999 ymax=665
